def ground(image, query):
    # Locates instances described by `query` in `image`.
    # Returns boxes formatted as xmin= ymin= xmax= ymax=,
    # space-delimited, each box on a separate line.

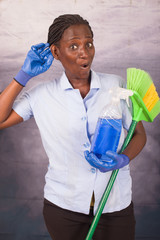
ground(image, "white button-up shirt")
xmin=13 ymin=70 xmax=132 ymax=215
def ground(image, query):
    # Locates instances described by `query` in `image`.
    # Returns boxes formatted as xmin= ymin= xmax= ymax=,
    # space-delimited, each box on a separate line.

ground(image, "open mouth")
xmin=80 ymin=64 xmax=89 ymax=69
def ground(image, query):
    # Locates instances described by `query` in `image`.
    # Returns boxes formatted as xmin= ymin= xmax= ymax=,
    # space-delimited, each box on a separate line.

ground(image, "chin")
xmin=79 ymin=69 xmax=91 ymax=79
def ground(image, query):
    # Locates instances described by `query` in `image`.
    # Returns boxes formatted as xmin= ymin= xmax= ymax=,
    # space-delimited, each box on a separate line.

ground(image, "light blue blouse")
xmin=13 ymin=70 xmax=132 ymax=215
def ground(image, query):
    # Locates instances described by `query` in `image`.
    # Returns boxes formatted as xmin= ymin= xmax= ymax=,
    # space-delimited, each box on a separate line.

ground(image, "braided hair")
xmin=47 ymin=14 xmax=93 ymax=46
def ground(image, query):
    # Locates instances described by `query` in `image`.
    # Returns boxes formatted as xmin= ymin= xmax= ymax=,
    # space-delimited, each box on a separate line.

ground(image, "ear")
xmin=50 ymin=45 xmax=60 ymax=60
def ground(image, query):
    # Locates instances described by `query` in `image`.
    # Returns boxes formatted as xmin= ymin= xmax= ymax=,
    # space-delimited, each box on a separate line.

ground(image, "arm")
xmin=0 ymin=80 xmax=23 ymax=123
xmin=0 ymin=43 xmax=54 ymax=130
xmin=122 ymin=121 xmax=147 ymax=160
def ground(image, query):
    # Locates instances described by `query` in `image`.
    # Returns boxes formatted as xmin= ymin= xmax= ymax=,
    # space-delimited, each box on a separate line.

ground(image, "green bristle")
xmin=127 ymin=68 xmax=152 ymax=99
xmin=127 ymin=68 xmax=160 ymax=122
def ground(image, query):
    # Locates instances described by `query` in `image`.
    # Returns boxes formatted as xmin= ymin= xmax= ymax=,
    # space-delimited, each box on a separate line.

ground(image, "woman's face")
xmin=51 ymin=24 xmax=95 ymax=82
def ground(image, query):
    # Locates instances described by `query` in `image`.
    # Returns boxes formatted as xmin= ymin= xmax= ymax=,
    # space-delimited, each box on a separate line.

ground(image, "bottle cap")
xmin=109 ymin=87 xmax=133 ymax=106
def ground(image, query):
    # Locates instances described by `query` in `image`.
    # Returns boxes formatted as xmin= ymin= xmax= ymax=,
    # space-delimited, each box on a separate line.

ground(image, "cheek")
xmin=66 ymin=54 xmax=77 ymax=63
xmin=61 ymin=53 xmax=78 ymax=68
xmin=62 ymin=48 xmax=76 ymax=60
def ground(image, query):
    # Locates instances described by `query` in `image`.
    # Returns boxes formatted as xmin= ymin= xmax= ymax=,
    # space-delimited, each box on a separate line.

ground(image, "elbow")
xmin=0 ymin=116 xmax=5 ymax=125
xmin=0 ymin=115 xmax=7 ymax=125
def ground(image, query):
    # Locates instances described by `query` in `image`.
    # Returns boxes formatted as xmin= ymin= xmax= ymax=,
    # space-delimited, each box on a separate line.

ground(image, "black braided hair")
xmin=47 ymin=14 xmax=93 ymax=46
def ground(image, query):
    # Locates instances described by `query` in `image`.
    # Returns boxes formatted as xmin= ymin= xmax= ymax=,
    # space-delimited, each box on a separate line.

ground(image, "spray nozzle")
xmin=109 ymin=87 xmax=133 ymax=106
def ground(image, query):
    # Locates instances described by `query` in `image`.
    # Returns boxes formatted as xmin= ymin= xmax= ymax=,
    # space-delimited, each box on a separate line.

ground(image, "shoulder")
xmin=26 ymin=79 xmax=58 ymax=97
xmin=16 ymin=79 xmax=59 ymax=109
xmin=94 ymin=71 xmax=126 ymax=89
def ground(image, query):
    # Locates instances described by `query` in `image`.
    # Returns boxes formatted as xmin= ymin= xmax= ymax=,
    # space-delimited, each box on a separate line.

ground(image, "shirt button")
xmin=91 ymin=168 xmax=96 ymax=173
xmin=83 ymin=142 xmax=90 ymax=148
xmin=81 ymin=116 xmax=87 ymax=121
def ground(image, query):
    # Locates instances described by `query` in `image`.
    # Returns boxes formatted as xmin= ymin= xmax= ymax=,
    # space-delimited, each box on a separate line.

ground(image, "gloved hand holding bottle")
xmin=14 ymin=43 xmax=54 ymax=87
xmin=84 ymin=150 xmax=130 ymax=172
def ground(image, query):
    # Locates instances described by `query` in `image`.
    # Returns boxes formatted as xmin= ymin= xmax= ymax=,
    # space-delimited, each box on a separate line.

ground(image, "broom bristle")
xmin=127 ymin=68 xmax=152 ymax=99
xmin=150 ymin=100 xmax=160 ymax=120
xmin=143 ymin=83 xmax=159 ymax=111
xmin=127 ymin=68 xmax=160 ymax=120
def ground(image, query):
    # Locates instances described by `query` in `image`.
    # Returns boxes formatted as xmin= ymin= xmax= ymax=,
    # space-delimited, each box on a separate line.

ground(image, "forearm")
xmin=122 ymin=121 xmax=147 ymax=161
xmin=0 ymin=79 xmax=23 ymax=123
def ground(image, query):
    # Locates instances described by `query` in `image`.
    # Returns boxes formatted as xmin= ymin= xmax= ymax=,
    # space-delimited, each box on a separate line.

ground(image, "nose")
xmin=79 ymin=46 xmax=88 ymax=59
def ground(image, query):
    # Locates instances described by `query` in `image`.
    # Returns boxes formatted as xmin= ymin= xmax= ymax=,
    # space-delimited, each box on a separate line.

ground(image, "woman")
xmin=0 ymin=14 xmax=146 ymax=240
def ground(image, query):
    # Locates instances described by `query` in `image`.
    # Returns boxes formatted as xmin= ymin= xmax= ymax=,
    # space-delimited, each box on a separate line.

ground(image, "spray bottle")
xmin=90 ymin=87 xmax=133 ymax=157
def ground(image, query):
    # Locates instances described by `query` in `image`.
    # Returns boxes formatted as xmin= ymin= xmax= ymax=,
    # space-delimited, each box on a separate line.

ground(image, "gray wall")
xmin=0 ymin=0 xmax=160 ymax=239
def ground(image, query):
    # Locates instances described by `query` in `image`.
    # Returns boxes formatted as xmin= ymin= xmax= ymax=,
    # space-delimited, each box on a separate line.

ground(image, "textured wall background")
xmin=0 ymin=0 xmax=160 ymax=239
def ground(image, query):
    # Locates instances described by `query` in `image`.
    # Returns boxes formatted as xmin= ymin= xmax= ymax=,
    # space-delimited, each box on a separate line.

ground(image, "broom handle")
xmin=85 ymin=120 xmax=137 ymax=240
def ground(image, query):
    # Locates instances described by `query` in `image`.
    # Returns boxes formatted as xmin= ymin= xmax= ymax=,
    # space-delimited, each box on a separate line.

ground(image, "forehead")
xmin=61 ymin=24 xmax=93 ymax=42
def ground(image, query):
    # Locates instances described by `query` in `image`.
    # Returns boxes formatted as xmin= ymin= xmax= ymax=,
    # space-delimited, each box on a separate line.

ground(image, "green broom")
xmin=85 ymin=68 xmax=160 ymax=240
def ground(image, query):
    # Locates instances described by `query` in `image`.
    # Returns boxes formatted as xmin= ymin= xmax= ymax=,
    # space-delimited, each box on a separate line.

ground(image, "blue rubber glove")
xmin=14 ymin=43 xmax=54 ymax=86
xmin=84 ymin=150 xmax=130 ymax=173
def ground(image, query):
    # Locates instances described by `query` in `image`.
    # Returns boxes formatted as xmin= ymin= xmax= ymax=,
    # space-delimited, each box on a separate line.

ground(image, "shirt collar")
xmin=59 ymin=70 xmax=102 ymax=91
xmin=60 ymin=72 xmax=73 ymax=90
xmin=90 ymin=70 xmax=101 ymax=89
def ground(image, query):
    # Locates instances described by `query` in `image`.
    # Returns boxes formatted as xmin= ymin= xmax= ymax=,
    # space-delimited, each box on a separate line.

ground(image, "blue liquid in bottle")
xmin=91 ymin=118 xmax=122 ymax=157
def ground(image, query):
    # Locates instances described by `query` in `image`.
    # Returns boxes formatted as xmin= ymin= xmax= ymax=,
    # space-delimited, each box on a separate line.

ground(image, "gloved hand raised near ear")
xmin=14 ymin=43 xmax=54 ymax=87
xmin=84 ymin=150 xmax=130 ymax=173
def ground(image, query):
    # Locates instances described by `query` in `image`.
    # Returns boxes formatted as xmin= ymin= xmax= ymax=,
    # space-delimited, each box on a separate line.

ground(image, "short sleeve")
xmin=13 ymin=92 xmax=33 ymax=121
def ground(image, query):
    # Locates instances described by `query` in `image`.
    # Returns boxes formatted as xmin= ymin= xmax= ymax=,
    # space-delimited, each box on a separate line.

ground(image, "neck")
xmin=67 ymin=72 xmax=91 ymax=98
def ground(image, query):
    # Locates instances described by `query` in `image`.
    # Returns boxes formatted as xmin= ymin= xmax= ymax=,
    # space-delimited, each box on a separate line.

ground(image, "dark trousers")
xmin=43 ymin=199 xmax=136 ymax=240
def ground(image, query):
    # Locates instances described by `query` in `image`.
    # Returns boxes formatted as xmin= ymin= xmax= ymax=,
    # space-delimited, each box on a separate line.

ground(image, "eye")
xmin=86 ymin=42 xmax=93 ymax=48
xmin=70 ymin=44 xmax=78 ymax=50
